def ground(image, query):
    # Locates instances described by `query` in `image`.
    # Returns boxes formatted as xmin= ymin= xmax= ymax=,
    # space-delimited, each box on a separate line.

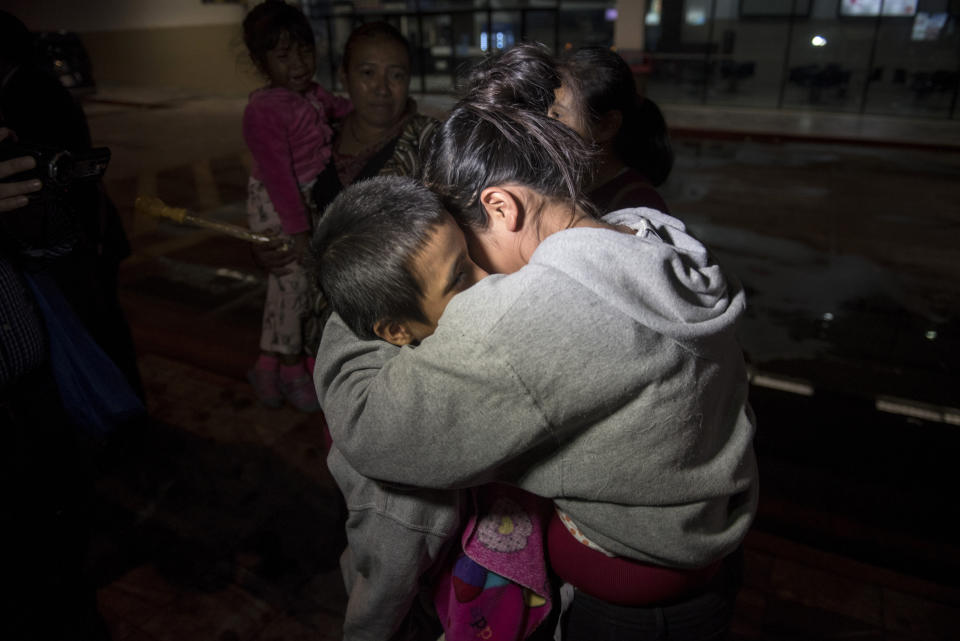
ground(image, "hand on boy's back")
xmin=252 ymin=230 xmax=309 ymax=276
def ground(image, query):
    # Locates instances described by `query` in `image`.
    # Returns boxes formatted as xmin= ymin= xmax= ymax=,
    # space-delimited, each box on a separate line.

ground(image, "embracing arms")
xmin=315 ymin=313 xmax=554 ymax=489
xmin=330 ymin=445 xmax=460 ymax=641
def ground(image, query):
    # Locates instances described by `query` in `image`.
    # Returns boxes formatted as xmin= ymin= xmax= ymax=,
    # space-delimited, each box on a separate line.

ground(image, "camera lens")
xmin=47 ymin=150 xmax=74 ymax=186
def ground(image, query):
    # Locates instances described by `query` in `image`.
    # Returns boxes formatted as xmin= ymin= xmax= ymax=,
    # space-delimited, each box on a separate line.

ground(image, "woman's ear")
xmin=372 ymin=319 xmax=415 ymax=346
xmin=594 ymin=109 xmax=623 ymax=144
xmin=479 ymin=186 xmax=523 ymax=232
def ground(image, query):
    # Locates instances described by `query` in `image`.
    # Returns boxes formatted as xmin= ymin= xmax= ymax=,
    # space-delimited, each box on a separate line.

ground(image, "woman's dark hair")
xmin=309 ymin=176 xmax=445 ymax=339
xmin=458 ymin=43 xmax=560 ymax=114
xmin=242 ymin=0 xmax=315 ymax=71
xmin=423 ymin=100 xmax=594 ymax=233
xmin=561 ymin=46 xmax=674 ymax=187
xmin=342 ymin=21 xmax=410 ymax=70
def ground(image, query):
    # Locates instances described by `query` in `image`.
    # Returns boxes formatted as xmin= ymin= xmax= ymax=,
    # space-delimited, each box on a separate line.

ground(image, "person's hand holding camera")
xmin=0 ymin=128 xmax=42 ymax=213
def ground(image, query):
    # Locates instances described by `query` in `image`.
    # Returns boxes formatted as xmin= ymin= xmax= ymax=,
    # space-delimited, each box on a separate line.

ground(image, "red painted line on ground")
xmin=668 ymin=126 xmax=960 ymax=153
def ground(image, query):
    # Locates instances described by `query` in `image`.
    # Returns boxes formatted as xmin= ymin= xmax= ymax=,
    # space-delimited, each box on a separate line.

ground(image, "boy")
xmin=310 ymin=176 xmax=553 ymax=641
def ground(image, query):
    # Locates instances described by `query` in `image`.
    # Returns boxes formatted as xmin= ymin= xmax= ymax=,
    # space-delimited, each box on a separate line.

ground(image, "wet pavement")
xmin=658 ymin=138 xmax=960 ymax=584
xmin=664 ymin=139 xmax=959 ymax=406
xmin=77 ymin=88 xmax=960 ymax=639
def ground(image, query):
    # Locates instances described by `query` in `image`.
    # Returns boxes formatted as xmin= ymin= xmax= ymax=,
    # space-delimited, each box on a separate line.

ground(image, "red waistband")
xmin=546 ymin=511 xmax=722 ymax=606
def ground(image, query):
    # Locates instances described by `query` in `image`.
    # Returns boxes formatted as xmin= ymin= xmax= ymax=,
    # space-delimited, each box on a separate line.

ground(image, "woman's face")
xmin=548 ymin=84 xmax=592 ymax=142
xmin=341 ymin=36 xmax=411 ymax=128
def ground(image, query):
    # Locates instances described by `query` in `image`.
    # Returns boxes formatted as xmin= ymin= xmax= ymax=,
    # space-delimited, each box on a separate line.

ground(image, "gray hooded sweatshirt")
xmin=316 ymin=208 xmax=758 ymax=568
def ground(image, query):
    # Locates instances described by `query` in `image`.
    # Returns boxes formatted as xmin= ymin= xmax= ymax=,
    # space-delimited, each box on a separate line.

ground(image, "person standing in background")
xmin=0 ymin=9 xmax=143 ymax=399
xmin=241 ymin=0 xmax=352 ymax=412
xmin=551 ymin=46 xmax=674 ymax=213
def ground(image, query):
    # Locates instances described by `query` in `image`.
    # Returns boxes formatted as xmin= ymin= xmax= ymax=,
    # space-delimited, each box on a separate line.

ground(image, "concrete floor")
xmin=79 ymin=88 xmax=960 ymax=640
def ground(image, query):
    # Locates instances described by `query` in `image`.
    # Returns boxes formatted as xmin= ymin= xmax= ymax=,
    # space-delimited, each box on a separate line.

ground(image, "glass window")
xmin=740 ymin=0 xmax=812 ymax=17
xmin=524 ymin=10 xmax=559 ymax=49
xmin=557 ymin=1 xmax=615 ymax=51
xmin=303 ymin=0 xmax=958 ymax=119
xmin=703 ymin=9 xmax=793 ymax=108
xmin=839 ymin=0 xmax=918 ymax=17
xmin=420 ymin=13 xmax=456 ymax=92
xmin=863 ymin=7 xmax=959 ymax=118
xmin=489 ymin=10 xmax=522 ymax=52
xmin=327 ymin=15 xmax=354 ymax=90
xmin=644 ymin=0 xmax=716 ymax=105
xmin=780 ymin=11 xmax=876 ymax=112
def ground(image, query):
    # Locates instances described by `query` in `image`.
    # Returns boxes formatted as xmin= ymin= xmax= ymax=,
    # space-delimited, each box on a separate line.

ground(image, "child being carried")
xmin=309 ymin=175 xmax=556 ymax=641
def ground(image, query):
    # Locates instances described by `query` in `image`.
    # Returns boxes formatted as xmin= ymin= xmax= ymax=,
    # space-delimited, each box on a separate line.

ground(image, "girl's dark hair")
xmin=342 ymin=21 xmax=410 ymax=70
xmin=458 ymin=42 xmax=560 ymax=114
xmin=562 ymin=46 xmax=674 ymax=187
xmin=423 ymin=100 xmax=594 ymax=233
xmin=242 ymin=0 xmax=315 ymax=71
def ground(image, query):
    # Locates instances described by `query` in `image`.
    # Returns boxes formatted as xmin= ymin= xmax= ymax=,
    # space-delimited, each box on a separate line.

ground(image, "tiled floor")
xmin=93 ymin=355 xmax=348 ymax=641
xmin=89 ymin=355 xmax=960 ymax=641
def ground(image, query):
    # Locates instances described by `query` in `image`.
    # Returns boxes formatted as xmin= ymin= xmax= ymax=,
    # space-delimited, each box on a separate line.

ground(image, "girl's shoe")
xmin=247 ymin=368 xmax=283 ymax=408
xmin=279 ymin=374 xmax=321 ymax=413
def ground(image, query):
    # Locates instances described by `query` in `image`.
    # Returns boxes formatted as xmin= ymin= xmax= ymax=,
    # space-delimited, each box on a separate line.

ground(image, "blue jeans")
xmin=560 ymin=548 xmax=742 ymax=641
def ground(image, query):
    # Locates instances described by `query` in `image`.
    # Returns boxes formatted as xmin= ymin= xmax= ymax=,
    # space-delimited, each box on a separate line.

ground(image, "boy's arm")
xmin=315 ymin=313 xmax=553 ymax=488
xmin=330 ymin=447 xmax=459 ymax=641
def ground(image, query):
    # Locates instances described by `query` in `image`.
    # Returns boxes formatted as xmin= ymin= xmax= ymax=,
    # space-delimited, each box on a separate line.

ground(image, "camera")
xmin=0 ymin=141 xmax=111 ymax=254
xmin=0 ymin=140 xmax=110 ymax=197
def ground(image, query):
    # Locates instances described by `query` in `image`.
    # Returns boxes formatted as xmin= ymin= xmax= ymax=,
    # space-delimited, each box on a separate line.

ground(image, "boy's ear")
xmin=372 ymin=319 xmax=416 ymax=346
xmin=479 ymin=186 xmax=523 ymax=232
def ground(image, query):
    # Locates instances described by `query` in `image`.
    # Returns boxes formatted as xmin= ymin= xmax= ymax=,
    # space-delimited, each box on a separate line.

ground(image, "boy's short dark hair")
xmin=309 ymin=176 xmax=447 ymax=340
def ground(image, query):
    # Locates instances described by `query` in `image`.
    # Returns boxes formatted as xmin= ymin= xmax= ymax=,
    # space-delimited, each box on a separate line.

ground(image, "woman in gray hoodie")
xmin=314 ymin=69 xmax=758 ymax=640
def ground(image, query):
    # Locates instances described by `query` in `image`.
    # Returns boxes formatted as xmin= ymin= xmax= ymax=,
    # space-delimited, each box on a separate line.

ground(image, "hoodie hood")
xmin=530 ymin=207 xmax=745 ymax=359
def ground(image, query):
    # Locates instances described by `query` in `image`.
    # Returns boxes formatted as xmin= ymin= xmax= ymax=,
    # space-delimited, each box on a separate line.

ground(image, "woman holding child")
xmin=251 ymin=18 xmax=436 ymax=372
xmin=314 ymin=46 xmax=758 ymax=640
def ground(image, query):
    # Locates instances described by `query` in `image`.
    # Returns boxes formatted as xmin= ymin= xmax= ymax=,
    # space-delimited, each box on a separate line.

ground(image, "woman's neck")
xmin=342 ymin=112 xmax=396 ymax=150
xmin=539 ymin=201 xmax=595 ymax=236
xmin=589 ymin=145 xmax=627 ymax=191
xmin=542 ymin=200 xmax=632 ymax=237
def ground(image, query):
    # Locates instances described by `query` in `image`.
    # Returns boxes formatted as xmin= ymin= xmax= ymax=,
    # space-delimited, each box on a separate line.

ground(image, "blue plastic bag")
xmin=24 ymin=271 xmax=145 ymax=437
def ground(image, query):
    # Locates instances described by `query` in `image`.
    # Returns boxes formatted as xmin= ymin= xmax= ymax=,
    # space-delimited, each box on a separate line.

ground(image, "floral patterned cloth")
xmin=247 ymin=177 xmax=317 ymax=355
xmin=434 ymin=485 xmax=554 ymax=641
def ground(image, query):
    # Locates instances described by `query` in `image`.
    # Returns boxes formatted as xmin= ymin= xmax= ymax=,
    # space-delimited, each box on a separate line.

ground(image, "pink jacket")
xmin=242 ymin=83 xmax=352 ymax=235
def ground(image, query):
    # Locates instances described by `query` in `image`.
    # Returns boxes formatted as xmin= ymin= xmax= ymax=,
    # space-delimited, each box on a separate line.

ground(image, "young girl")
xmin=241 ymin=0 xmax=351 ymax=411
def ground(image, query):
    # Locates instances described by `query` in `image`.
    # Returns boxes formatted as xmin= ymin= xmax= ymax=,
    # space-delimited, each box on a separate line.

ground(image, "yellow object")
xmin=135 ymin=195 xmax=278 ymax=246
xmin=135 ymin=195 xmax=188 ymax=223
